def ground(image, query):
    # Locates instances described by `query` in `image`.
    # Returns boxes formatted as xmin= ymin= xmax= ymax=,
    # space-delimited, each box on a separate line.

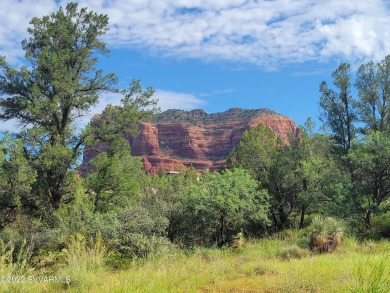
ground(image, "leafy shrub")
xmin=105 ymin=251 xmax=133 ymax=270
xmin=372 ymin=212 xmax=390 ymax=238
xmin=84 ymin=211 xmax=121 ymax=241
xmin=179 ymin=168 xmax=270 ymax=247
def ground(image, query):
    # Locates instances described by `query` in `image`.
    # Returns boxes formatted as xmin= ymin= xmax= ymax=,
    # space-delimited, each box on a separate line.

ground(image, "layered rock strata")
xmin=82 ymin=108 xmax=298 ymax=175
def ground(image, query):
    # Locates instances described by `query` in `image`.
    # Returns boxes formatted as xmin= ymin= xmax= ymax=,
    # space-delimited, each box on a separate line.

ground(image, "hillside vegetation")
xmin=153 ymin=108 xmax=277 ymax=124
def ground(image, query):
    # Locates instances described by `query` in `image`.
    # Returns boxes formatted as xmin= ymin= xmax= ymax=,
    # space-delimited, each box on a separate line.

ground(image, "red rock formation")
xmin=130 ymin=113 xmax=297 ymax=174
xmin=82 ymin=109 xmax=298 ymax=175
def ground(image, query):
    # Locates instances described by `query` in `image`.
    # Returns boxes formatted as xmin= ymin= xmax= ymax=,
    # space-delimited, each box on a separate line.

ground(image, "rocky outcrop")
xmin=82 ymin=108 xmax=298 ymax=175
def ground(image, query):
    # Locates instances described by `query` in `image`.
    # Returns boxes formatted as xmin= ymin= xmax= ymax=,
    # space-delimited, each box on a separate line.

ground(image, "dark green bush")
xmin=105 ymin=251 xmax=132 ymax=270
xmin=372 ymin=212 xmax=390 ymax=238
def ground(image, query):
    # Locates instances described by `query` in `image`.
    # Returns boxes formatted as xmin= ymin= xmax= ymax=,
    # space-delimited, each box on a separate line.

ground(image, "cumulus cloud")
xmin=0 ymin=0 xmax=57 ymax=64
xmin=1 ymin=0 xmax=390 ymax=68
xmin=154 ymin=89 xmax=206 ymax=111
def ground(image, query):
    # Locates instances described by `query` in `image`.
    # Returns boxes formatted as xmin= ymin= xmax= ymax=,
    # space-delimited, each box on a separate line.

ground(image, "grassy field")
xmin=1 ymin=235 xmax=389 ymax=293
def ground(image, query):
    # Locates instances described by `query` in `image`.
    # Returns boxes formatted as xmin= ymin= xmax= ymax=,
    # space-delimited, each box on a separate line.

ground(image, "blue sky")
xmin=1 ymin=0 xmax=390 ymax=130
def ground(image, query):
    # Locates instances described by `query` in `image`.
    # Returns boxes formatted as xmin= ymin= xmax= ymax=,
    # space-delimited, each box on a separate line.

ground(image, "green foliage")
xmin=106 ymin=204 xmax=170 ymax=260
xmin=53 ymin=178 xmax=94 ymax=234
xmin=348 ymin=131 xmax=390 ymax=229
xmin=356 ymin=56 xmax=390 ymax=134
xmin=0 ymin=3 xmax=157 ymax=215
xmin=0 ymin=3 xmax=117 ymax=211
xmin=319 ymin=63 xmax=356 ymax=153
xmin=180 ymin=168 xmax=270 ymax=246
xmin=141 ymin=168 xmax=199 ymax=243
xmin=296 ymin=131 xmax=348 ymax=217
xmin=227 ymin=124 xmax=277 ymax=183
xmin=84 ymin=137 xmax=145 ymax=212
xmin=317 ymin=56 xmax=390 ymax=233
xmin=372 ymin=212 xmax=390 ymax=238
xmin=0 ymin=133 xmax=36 ymax=227
xmin=84 ymin=212 xmax=121 ymax=241
xmin=267 ymin=137 xmax=304 ymax=231
xmin=84 ymin=79 xmax=159 ymax=145
xmin=105 ymin=251 xmax=132 ymax=270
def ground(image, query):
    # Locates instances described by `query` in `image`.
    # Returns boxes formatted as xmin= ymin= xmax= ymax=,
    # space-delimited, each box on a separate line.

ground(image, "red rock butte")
xmin=82 ymin=108 xmax=298 ymax=175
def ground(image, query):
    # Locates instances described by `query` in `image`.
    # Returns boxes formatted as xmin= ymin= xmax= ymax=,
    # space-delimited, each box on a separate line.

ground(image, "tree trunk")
xmin=364 ymin=210 xmax=372 ymax=231
xmin=299 ymin=205 xmax=307 ymax=229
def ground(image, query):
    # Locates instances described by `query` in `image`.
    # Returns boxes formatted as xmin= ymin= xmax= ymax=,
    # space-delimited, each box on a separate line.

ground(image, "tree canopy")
xmin=0 ymin=3 xmax=157 ymax=213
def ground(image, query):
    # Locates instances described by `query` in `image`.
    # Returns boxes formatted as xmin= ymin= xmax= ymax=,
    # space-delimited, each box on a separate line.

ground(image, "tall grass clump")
xmin=350 ymin=254 xmax=390 ymax=293
xmin=279 ymin=244 xmax=309 ymax=260
xmin=0 ymin=238 xmax=36 ymax=292
xmin=0 ymin=238 xmax=34 ymax=276
xmin=55 ymin=232 xmax=107 ymax=291
xmin=309 ymin=216 xmax=345 ymax=253
xmin=66 ymin=232 xmax=106 ymax=273
xmin=231 ymin=232 xmax=244 ymax=249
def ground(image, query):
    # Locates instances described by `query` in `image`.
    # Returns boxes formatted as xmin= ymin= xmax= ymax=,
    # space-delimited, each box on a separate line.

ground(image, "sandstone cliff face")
xmin=82 ymin=108 xmax=298 ymax=175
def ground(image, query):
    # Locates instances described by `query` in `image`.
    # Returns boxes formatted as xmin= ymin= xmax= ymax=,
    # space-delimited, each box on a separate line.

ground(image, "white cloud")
xmin=0 ymin=89 xmax=205 ymax=132
xmin=154 ymin=89 xmax=206 ymax=111
xmin=0 ymin=119 xmax=20 ymax=133
xmin=1 ymin=0 xmax=390 ymax=67
xmin=72 ymin=89 xmax=206 ymax=128
xmin=0 ymin=0 xmax=57 ymax=64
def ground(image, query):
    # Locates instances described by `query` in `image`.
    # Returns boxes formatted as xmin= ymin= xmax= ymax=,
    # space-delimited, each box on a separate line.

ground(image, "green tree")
xmin=320 ymin=63 xmax=356 ymax=153
xmin=182 ymin=169 xmax=269 ymax=246
xmin=0 ymin=3 xmax=157 ymax=212
xmin=296 ymin=125 xmax=349 ymax=227
xmin=267 ymin=137 xmax=303 ymax=231
xmin=84 ymin=79 xmax=157 ymax=144
xmin=53 ymin=177 xmax=94 ymax=235
xmin=0 ymin=134 xmax=36 ymax=228
xmin=84 ymin=137 xmax=145 ymax=212
xmin=348 ymin=131 xmax=390 ymax=230
xmin=143 ymin=167 xmax=198 ymax=242
xmin=356 ymin=56 xmax=390 ymax=134
xmin=227 ymin=124 xmax=277 ymax=183
xmin=0 ymin=3 xmax=115 ymax=211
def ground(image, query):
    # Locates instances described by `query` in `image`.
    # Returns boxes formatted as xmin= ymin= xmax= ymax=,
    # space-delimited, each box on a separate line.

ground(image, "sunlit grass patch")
xmin=29 ymin=237 xmax=390 ymax=293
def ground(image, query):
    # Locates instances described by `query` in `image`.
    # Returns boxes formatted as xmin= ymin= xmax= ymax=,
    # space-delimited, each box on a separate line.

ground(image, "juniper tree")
xmin=0 ymin=3 xmax=156 ymax=212
xmin=319 ymin=63 xmax=356 ymax=153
